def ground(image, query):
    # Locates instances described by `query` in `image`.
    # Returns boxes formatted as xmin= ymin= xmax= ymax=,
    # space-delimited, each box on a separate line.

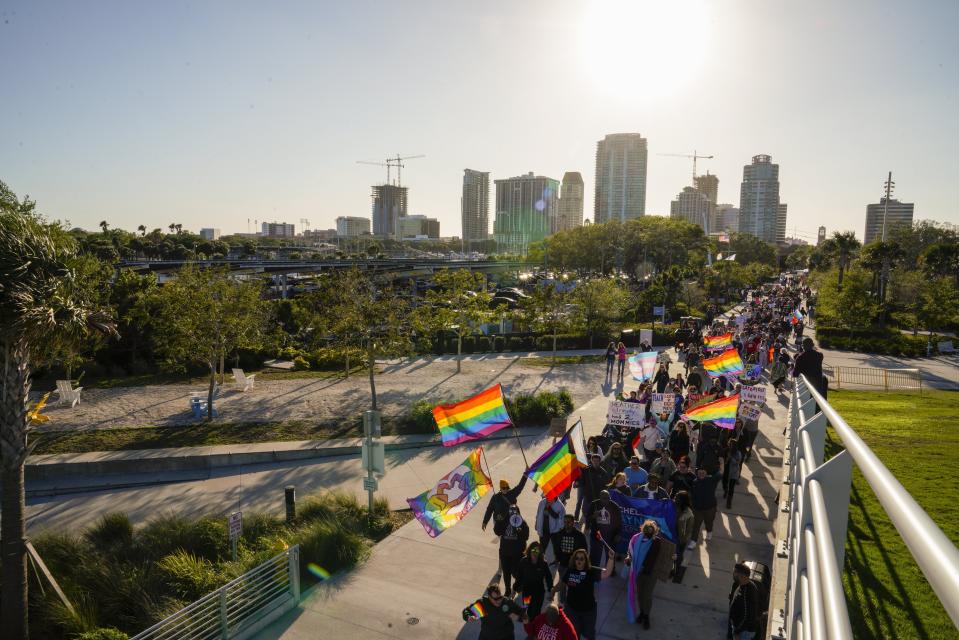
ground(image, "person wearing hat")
xmin=483 ymin=473 xmax=530 ymax=536
xmin=499 ymin=505 xmax=530 ymax=597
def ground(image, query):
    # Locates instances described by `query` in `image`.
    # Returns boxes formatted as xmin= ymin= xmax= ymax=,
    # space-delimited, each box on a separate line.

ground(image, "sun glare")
xmin=580 ymin=0 xmax=709 ymax=101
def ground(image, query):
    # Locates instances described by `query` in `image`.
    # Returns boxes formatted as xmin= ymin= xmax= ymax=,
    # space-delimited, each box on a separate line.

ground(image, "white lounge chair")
xmin=55 ymin=380 xmax=82 ymax=408
xmin=232 ymin=368 xmax=256 ymax=391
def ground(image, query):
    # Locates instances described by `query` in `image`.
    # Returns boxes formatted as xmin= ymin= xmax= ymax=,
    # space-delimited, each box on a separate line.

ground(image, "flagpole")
xmin=501 ymin=389 xmax=531 ymax=469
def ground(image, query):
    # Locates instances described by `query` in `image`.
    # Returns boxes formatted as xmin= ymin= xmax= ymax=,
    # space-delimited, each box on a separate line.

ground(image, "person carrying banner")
xmin=625 ymin=519 xmax=666 ymax=630
xmin=462 ymin=583 xmax=528 ymax=640
xmin=483 ymin=473 xmax=530 ymax=536
xmin=515 ymin=541 xmax=553 ymax=618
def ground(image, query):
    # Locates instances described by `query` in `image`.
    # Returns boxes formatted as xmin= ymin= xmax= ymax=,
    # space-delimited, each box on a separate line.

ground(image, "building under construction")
xmin=371 ymin=184 xmax=408 ymax=239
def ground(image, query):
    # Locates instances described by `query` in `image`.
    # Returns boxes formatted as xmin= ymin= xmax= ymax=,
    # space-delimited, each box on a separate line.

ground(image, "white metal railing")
xmin=822 ymin=365 xmax=922 ymax=392
xmin=132 ymin=546 xmax=300 ymax=640
xmin=769 ymin=377 xmax=959 ymax=639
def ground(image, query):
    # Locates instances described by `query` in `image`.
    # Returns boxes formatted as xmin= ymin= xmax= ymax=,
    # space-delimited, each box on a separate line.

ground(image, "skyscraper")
xmin=493 ymin=172 xmax=559 ymax=255
xmin=461 ymin=169 xmax=489 ymax=246
xmin=715 ymin=204 xmax=740 ymax=233
xmin=817 ymin=226 xmax=827 ymax=245
xmin=775 ymin=204 xmax=788 ymax=243
xmin=694 ymin=172 xmax=719 ymax=230
xmin=594 ymin=133 xmax=648 ymax=223
xmin=864 ymin=198 xmax=914 ymax=244
xmin=738 ymin=154 xmax=783 ymax=243
xmin=556 ymin=171 xmax=585 ymax=232
xmin=371 ymin=184 xmax=408 ymax=239
xmin=670 ymin=186 xmax=711 ymax=232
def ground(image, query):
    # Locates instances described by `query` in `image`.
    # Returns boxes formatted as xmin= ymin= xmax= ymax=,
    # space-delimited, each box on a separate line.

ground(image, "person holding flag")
xmin=462 ymin=583 xmax=528 ymax=640
xmin=514 ymin=541 xmax=553 ymax=618
xmin=482 ymin=473 xmax=530 ymax=536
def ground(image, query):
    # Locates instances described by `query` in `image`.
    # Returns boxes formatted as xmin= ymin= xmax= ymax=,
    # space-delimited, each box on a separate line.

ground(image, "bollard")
xmin=285 ymin=486 xmax=296 ymax=523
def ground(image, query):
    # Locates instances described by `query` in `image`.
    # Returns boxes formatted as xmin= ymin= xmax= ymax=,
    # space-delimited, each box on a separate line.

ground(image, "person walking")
xmin=668 ymin=457 xmax=696 ymax=497
xmin=550 ymin=514 xmax=587 ymax=603
xmin=605 ymin=342 xmax=616 ymax=378
xmin=653 ymin=365 xmax=671 ymax=394
xmin=617 ymin=342 xmax=628 ymax=380
xmin=499 ymin=505 xmax=530 ymax=597
xmin=601 ymin=441 xmax=629 ymax=476
xmin=723 ymin=438 xmax=744 ymax=509
xmin=586 ymin=490 xmax=622 ymax=577
xmin=625 ymin=519 xmax=665 ymax=630
xmin=689 ymin=462 xmax=724 ymax=547
xmin=672 ymin=491 xmax=694 ymax=578
xmin=576 ymin=454 xmax=611 ymax=523
xmin=554 ymin=549 xmax=598 ymax=639
xmin=624 ymin=456 xmax=648 ymax=493
xmin=515 ymin=541 xmax=553 ymax=618
xmin=649 ymin=447 xmax=677 ymax=484
xmin=667 ymin=421 xmax=691 ymax=463
xmin=728 ymin=563 xmax=760 ymax=639
xmin=608 ymin=471 xmax=633 ymax=497
xmin=462 ymin=583 xmax=528 ymax=640
xmin=483 ymin=474 xmax=530 ymax=536
xmin=792 ymin=337 xmax=826 ymax=397
xmin=534 ymin=495 xmax=566 ymax=556
xmin=523 ymin=604 xmax=578 ymax=640
xmin=635 ymin=472 xmax=670 ymax=500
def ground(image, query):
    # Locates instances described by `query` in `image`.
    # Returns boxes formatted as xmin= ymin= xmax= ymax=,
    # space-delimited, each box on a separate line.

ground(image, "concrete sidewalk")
xmin=256 ymin=360 xmax=785 ymax=640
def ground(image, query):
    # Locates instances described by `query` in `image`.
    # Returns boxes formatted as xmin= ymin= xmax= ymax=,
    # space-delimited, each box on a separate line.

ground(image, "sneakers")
xmin=704 ymin=531 xmax=712 ymax=541
xmin=686 ymin=540 xmax=696 ymax=550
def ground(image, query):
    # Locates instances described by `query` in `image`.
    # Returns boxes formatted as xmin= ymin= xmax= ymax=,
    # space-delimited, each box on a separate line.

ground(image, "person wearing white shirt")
xmin=535 ymin=495 xmax=567 ymax=560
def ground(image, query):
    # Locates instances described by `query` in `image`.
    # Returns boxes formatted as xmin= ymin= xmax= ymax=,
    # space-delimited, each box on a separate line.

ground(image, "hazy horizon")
xmin=2 ymin=0 xmax=957 ymax=242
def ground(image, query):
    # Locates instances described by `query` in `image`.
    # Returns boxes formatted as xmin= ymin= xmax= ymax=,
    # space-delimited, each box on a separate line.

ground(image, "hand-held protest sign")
xmin=650 ymin=393 xmax=675 ymax=414
xmin=740 ymin=385 xmax=766 ymax=405
xmin=607 ymin=400 xmax=644 ymax=427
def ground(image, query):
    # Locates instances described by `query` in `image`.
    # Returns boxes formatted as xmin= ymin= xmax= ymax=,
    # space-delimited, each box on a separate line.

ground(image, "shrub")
xmin=297 ymin=495 xmax=337 ymax=523
xmin=492 ymin=336 xmax=506 ymax=352
xmin=240 ymin=511 xmax=286 ymax=545
xmin=157 ymin=550 xmax=222 ymax=601
xmin=292 ymin=355 xmax=311 ymax=371
xmin=136 ymin=514 xmax=228 ymax=562
xmin=506 ymin=389 xmax=574 ymax=427
xmin=294 ymin=519 xmax=370 ymax=579
xmin=86 ymin=512 xmax=134 ymax=549
xmin=308 ymin=347 xmax=363 ymax=370
xmin=76 ymin=629 xmax=129 ymax=640
xmin=404 ymin=399 xmax=438 ymax=434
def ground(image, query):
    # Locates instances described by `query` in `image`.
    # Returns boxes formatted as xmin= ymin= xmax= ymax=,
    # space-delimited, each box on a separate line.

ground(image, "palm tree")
xmin=137 ymin=224 xmax=146 ymax=236
xmin=831 ymin=231 xmax=861 ymax=290
xmin=168 ymin=222 xmax=176 ymax=234
xmin=99 ymin=219 xmax=109 ymax=234
xmin=0 ymin=197 xmax=115 ymax=638
xmin=175 ymin=223 xmax=183 ymax=235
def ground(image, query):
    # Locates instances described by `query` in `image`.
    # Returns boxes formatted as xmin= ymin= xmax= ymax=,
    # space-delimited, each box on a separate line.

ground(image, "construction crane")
xmin=657 ymin=150 xmax=714 ymax=184
xmin=356 ymin=154 xmax=426 ymax=186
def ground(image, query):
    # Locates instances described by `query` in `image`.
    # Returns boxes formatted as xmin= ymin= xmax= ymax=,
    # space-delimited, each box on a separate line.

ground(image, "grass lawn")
xmin=827 ymin=389 xmax=959 ymax=640
xmin=519 ymin=354 xmax=606 ymax=366
xmin=44 ymin=365 xmax=371 ymax=390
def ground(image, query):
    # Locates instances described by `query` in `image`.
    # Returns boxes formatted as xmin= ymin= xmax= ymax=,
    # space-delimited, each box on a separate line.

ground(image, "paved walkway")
xmin=255 ymin=359 xmax=787 ymax=640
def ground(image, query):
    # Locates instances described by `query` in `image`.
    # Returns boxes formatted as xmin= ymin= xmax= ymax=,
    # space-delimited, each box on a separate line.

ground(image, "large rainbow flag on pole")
xmin=628 ymin=351 xmax=659 ymax=381
xmin=525 ymin=420 xmax=588 ymax=500
xmin=704 ymin=333 xmax=733 ymax=351
xmin=702 ymin=349 xmax=744 ymax=379
xmin=682 ymin=393 xmax=740 ymax=429
xmin=407 ymin=448 xmax=492 ymax=537
xmin=432 ymin=384 xmax=512 ymax=447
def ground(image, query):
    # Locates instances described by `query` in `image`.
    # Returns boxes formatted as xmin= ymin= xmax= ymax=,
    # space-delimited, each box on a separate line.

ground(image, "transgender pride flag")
xmin=628 ymin=351 xmax=659 ymax=381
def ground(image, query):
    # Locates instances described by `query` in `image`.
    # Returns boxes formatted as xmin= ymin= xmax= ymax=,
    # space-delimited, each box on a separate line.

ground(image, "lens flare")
xmin=306 ymin=563 xmax=331 ymax=580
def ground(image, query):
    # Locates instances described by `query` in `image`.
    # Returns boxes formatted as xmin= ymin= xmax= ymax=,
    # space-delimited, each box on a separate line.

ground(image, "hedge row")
xmin=815 ymin=326 xmax=930 ymax=357
xmin=401 ymin=388 xmax=574 ymax=435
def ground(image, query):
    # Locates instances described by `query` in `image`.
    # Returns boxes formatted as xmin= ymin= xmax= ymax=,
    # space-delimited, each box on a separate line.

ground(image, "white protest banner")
xmin=639 ymin=329 xmax=653 ymax=346
xmin=606 ymin=401 xmax=644 ymax=427
xmin=738 ymin=403 xmax=762 ymax=420
xmin=740 ymin=385 xmax=766 ymax=405
xmin=650 ymin=393 xmax=675 ymax=414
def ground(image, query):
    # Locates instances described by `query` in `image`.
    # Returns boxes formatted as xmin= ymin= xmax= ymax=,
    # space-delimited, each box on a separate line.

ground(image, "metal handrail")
xmin=800 ymin=376 xmax=959 ymax=628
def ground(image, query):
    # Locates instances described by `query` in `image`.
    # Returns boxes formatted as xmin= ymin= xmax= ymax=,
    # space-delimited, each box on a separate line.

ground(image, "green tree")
xmin=519 ymin=284 xmax=570 ymax=363
xmin=784 ymin=244 xmax=814 ymax=270
xmin=149 ymin=266 xmax=268 ymax=418
xmin=1 ymin=182 xmax=116 ymax=639
xmin=726 ymin=233 xmax=777 ymax=267
xmin=919 ymin=243 xmax=959 ymax=286
xmin=828 ymin=231 xmax=861 ymax=290
xmin=415 ymin=269 xmax=493 ymax=373
xmin=816 ymin=267 xmax=876 ymax=332
xmin=570 ymin=278 xmax=629 ymax=347
xmin=917 ymin=278 xmax=959 ymax=335
xmin=47 ymin=255 xmax=115 ymax=379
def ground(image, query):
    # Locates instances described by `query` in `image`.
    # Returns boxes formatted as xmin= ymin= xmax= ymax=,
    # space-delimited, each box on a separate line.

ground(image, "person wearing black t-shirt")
xmin=462 ymin=583 xmax=528 ymax=640
xmin=553 ymin=548 xmax=597 ymax=640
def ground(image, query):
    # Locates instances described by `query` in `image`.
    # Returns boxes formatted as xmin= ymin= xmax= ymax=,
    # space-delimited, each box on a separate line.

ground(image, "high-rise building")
xmin=670 ymin=186 xmax=711 ymax=232
xmin=399 ymin=215 xmax=440 ymax=239
xmin=261 ymin=222 xmax=295 ymax=238
xmin=864 ymin=198 xmax=914 ymax=245
xmin=594 ymin=133 xmax=648 ymax=223
xmin=493 ymin=172 xmax=559 ymax=255
xmin=199 ymin=228 xmax=221 ymax=241
xmin=714 ymin=204 xmax=740 ymax=233
xmin=461 ymin=169 xmax=489 ymax=245
xmin=694 ymin=172 xmax=719 ymax=229
xmin=336 ymin=216 xmax=371 ymax=237
xmin=775 ymin=203 xmax=788 ymax=243
xmin=738 ymin=154 xmax=783 ymax=243
xmin=556 ymin=171 xmax=585 ymax=232
xmin=817 ymin=226 xmax=827 ymax=245
xmin=371 ymin=184 xmax=408 ymax=239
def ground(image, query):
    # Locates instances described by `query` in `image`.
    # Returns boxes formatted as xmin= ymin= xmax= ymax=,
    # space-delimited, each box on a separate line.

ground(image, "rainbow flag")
xmin=468 ymin=600 xmax=487 ymax=618
xmin=407 ymin=449 xmax=492 ymax=538
xmin=702 ymin=349 xmax=744 ymax=379
xmin=704 ymin=333 xmax=733 ymax=351
xmin=432 ymin=384 xmax=512 ymax=447
xmin=522 ymin=594 xmax=532 ymax=608
xmin=526 ymin=421 xmax=588 ymax=500
xmin=628 ymin=351 xmax=658 ymax=381
xmin=791 ymin=309 xmax=803 ymax=325
xmin=683 ymin=393 xmax=740 ymax=429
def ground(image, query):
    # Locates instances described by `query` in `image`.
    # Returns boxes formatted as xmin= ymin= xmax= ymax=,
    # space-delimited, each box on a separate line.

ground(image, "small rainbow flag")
xmin=628 ymin=351 xmax=658 ymax=381
xmin=468 ymin=600 xmax=486 ymax=618
xmin=704 ymin=333 xmax=733 ymax=351
xmin=526 ymin=420 xmax=588 ymax=500
xmin=791 ymin=309 xmax=803 ymax=325
xmin=432 ymin=384 xmax=512 ymax=447
xmin=702 ymin=349 xmax=744 ymax=379
xmin=683 ymin=393 xmax=740 ymax=429
xmin=522 ymin=594 xmax=532 ymax=608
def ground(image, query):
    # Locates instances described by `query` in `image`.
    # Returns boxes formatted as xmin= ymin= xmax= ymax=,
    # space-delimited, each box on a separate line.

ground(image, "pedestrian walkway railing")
xmin=770 ymin=376 xmax=959 ymax=639
xmin=131 ymin=546 xmax=300 ymax=640
xmin=822 ymin=365 xmax=921 ymax=392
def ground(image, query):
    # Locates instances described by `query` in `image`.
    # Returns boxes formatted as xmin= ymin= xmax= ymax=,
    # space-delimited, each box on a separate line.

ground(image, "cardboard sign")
xmin=740 ymin=385 xmax=767 ymax=405
xmin=739 ymin=403 xmax=762 ymax=420
xmin=650 ymin=393 xmax=675 ymax=414
xmin=548 ymin=417 xmax=568 ymax=438
xmin=606 ymin=400 xmax=645 ymax=427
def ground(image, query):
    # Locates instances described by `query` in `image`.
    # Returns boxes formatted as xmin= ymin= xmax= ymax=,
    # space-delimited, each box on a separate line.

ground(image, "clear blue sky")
xmin=2 ymin=0 xmax=957 ymax=242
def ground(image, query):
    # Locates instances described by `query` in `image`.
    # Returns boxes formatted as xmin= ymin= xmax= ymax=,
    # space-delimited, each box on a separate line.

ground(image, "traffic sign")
xmin=362 ymin=441 xmax=386 ymax=475
xmin=363 ymin=477 xmax=378 ymax=492
xmin=228 ymin=511 xmax=242 ymax=541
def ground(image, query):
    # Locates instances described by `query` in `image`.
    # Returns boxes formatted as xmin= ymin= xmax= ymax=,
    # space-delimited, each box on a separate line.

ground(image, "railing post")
xmin=219 ymin=586 xmax=229 ymax=639
xmin=883 ymin=369 xmax=889 ymax=391
xmin=807 ymin=450 xmax=854 ymax=571
xmin=289 ymin=546 xmax=301 ymax=602
xmin=836 ymin=367 xmax=841 ymax=389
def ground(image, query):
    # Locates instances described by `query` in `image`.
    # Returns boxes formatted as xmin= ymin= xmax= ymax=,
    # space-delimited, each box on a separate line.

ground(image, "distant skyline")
xmin=2 ymin=0 xmax=958 ymax=243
